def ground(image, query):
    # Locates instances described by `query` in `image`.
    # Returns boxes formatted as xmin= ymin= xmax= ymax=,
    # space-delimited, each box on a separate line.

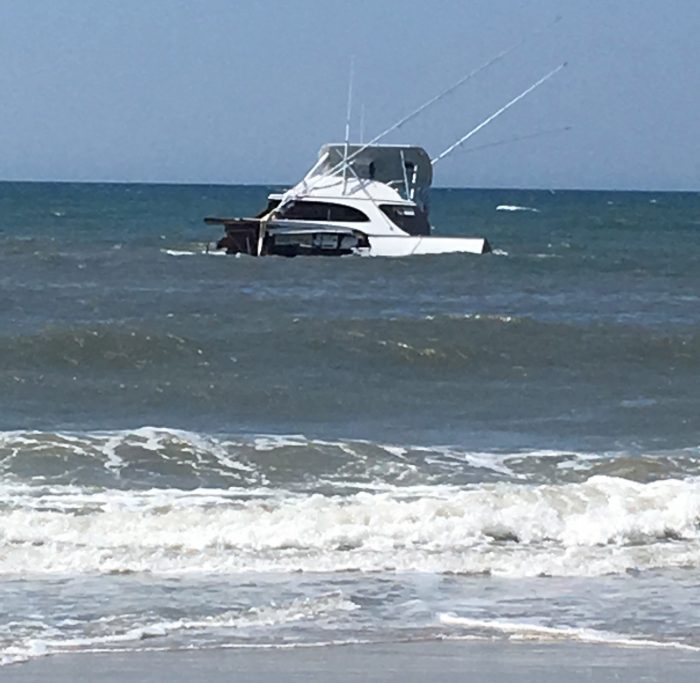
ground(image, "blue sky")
xmin=1 ymin=1 xmax=698 ymax=189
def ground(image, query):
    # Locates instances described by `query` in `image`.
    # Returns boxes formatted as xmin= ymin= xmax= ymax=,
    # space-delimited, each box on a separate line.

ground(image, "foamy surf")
xmin=0 ymin=594 xmax=360 ymax=667
xmin=438 ymin=614 xmax=700 ymax=652
xmin=496 ymin=204 xmax=540 ymax=212
xmin=2 ymin=474 xmax=699 ymax=576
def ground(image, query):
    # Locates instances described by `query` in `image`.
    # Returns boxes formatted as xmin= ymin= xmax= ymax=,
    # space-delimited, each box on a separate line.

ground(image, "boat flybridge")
xmin=206 ymin=143 xmax=490 ymax=257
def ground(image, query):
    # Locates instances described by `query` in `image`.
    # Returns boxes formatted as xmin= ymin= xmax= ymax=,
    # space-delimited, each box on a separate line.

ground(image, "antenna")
xmin=342 ymin=57 xmax=355 ymax=195
xmin=431 ymin=63 xmax=567 ymax=166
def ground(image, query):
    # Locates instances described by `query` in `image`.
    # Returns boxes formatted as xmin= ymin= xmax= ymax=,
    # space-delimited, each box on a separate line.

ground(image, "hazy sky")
xmin=1 ymin=1 xmax=699 ymax=190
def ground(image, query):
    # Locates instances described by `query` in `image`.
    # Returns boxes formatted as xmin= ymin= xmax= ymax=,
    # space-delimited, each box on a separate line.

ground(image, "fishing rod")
xmin=286 ymin=16 xmax=563 ymax=202
xmin=431 ymin=62 xmax=567 ymax=165
xmin=452 ymin=126 xmax=571 ymax=157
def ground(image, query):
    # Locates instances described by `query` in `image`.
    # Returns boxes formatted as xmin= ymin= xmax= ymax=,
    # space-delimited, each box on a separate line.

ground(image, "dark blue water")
xmin=2 ymin=183 xmax=700 ymax=449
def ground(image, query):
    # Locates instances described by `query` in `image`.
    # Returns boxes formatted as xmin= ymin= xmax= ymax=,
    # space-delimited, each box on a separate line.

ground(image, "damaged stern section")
xmin=205 ymin=217 xmax=370 ymax=257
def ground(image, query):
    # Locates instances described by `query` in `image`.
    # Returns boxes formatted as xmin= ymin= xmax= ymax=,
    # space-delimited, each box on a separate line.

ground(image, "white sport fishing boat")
xmin=206 ymin=49 xmax=564 ymax=258
xmin=207 ymin=143 xmax=490 ymax=257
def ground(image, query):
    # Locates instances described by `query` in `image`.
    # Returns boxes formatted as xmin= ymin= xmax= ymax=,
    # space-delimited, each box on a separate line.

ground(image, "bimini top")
xmin=316 ymin=144 xmax=433 ymax=191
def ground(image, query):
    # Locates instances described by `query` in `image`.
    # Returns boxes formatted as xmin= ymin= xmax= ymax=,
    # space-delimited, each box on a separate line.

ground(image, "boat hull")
xmin=365 ymin=235 xmax=490 ymax=256
xmin=206 ymin=218 xmax=490 ymax=257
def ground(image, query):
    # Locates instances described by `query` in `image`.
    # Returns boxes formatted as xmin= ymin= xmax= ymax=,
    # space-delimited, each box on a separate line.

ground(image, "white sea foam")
xmin=161 ymin=249 xmax=196 ymax=256
xmin=1 ymin=475 xmax=699 ymax=577
xmin=0 ymin=594 xmax=359 ymax=667
xmin=496 ymin=204 xmax=540 ymax=213
xmin=161 ymin=248 xmax=225 ymax=257
xmin=1 ymin=638 xmax=379 ymax=668
xmin=438 ymin=614 xmax=700 ymax=651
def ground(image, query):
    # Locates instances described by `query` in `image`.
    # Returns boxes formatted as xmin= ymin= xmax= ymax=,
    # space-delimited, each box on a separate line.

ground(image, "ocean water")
xmin=1 ymin=182 xmax=700 ymax=666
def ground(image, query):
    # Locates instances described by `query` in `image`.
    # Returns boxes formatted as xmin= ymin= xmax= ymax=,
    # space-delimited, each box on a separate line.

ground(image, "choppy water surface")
xmin=1 ymin=182 xmax=700 ymax=665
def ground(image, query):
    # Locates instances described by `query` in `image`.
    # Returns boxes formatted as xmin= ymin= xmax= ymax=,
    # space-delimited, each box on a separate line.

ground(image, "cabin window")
xmin=379 ymin=204 xmax=430 ymax=236
xmin=277 ymin=201 xmax=369 ymax=222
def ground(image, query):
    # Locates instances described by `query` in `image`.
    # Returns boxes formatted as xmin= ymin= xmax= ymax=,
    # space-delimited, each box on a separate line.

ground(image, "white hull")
xmin=365 ymin=235 xmax=489 ymax=257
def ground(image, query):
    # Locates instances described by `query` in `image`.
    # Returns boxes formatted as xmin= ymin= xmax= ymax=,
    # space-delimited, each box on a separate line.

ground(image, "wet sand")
xmin=4 ymin=640 xmax=700 ymax=682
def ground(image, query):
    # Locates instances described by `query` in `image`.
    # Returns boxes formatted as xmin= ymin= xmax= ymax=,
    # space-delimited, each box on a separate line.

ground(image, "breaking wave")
xmin=2 ymin=464 xmax=699 ymax=577
xmin=3 ymin=428 xmax=700 ymax=491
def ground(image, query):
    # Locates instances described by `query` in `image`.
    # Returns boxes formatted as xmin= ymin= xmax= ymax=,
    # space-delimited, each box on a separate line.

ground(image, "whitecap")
xmin=496 ymin=204 xmax=540 ymax=213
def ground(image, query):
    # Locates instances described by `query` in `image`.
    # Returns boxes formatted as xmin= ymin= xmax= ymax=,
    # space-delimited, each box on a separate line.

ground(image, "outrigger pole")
xmin=277 ymin=17 xmax=562 ymax=207
xmin=431 ymin=63 xmax=566 ymax=166
xmin=315 ymin=16 xmax=562 ymax=181
xmin=342 ymin=57 xmax=355 ymax=195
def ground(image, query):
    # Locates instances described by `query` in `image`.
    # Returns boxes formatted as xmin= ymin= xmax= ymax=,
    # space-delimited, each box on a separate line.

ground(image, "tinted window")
xmin=277 ymin=201 xmax=369 ymax=222
xmin=379 ymin=204 xmax=430 ymax=236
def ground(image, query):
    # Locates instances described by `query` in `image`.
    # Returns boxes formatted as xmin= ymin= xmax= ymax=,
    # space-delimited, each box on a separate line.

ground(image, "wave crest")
xmin=1 ymin=474 xmax=699 ymax=577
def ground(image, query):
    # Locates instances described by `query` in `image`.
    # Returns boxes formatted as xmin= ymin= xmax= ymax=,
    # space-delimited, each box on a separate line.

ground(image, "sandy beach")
xmin=4 ymin=641 xmax=700 ymax=683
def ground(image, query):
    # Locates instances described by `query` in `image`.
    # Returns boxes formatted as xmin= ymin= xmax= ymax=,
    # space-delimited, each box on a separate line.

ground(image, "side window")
xmin=278 ymin=201 xmax=369 ymax=222
xmin=327 ymin=204 xmax=369 ymax=222
xmin=379 ymin=204 xmax=430 ymax=235
xmin=279 ymin=202 xmax=328 ymax=220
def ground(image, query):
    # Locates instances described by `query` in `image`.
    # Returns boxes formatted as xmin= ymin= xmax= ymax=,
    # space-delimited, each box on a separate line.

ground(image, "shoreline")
xmin=4 ymin=640 xmax=700 ymax=682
